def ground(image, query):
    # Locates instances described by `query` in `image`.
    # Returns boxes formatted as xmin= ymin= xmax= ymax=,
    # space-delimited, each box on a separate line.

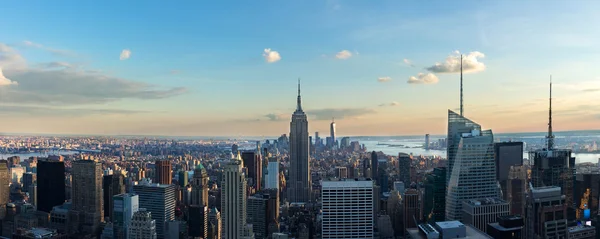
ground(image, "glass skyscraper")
xmin=445 ymin=110 xmax=499 ymax=221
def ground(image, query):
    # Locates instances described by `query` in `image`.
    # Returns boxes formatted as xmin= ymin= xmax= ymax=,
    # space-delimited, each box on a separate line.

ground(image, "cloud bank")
xmin=426 ymin=51 xmax=486 ymax=73
xmin=408 ymin=73 xmax=439 ymax=84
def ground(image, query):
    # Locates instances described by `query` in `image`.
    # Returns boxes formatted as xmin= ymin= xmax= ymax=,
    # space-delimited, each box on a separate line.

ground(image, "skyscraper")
xmin=370 ymin=151 xmax=378 ymax=183
xmin=189 ymin=163 xmax=209 ymax=238
xmin=241 ymin=147 xmax=262 ymax=192
xmin=526 ymin=185 xmax=568 ymax=238
xmin=221 ymin=153 xmax=254 ymax=239
xmin=266 ymin=157 xmax=279 ymax=191
xmin=287 ymin=80 xmax=311 ymax=203
xmin=113 ymin=193 xmax=139 ymax=239
xmin=403 ymin=188 xmax=422 ymax=232
xmin=398 ymin=153 xmax=411 ymax=185
xmin=103 ymin=173 xmax=125 ymax=221
xmin=494 ymin=142 xmax=524 ymax=199
xmin=321 ymin=179 xmax=374 ymax=239
xmin=178 ymin=170 xmax=188 ymax=187
xmin=423 ymin=167 xmax=446 ymax=223
xmin=128 ymin=209 xmax=158 ymax=239
xmin=155 ymin=160 xmax=172 ymax=185
xmin=530 ymin=81 xmax=576 ymax=209
xmin=0 ymin=160 xmax=8 ymax=219
xmin=133 ymin=180 xmax=176 ymax=239
xmin=246 ymin=189 xmax=279 ymax=239
xmin=208 ymin=208 xmax=221 ymax=239
xmin=70 ymin=159 xmax=104 ymax=235
xmin=445 ymin=111 xmax=499 ymax=221
xmin=425 ymin=134 xmax=430 ymax=150
xmin=330 ymin=119 xmax=336 ymax=149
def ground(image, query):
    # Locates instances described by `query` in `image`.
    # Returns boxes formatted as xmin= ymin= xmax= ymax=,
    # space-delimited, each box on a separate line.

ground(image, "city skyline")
xmin=1 ymin=1 xmax=599 ymax=136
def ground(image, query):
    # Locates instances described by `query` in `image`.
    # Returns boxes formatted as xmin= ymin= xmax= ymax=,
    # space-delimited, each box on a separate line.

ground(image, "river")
xmin=360 ymin=140 xmax=600 ymax=164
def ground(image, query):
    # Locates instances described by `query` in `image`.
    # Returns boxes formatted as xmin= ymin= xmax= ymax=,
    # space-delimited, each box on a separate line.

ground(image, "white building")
xmin=221 ymin=153 xmax=254 ymax=239
xmin=128 ymin=209 xmax=157 ymax=239
xmin=10 ymin=166 xmax=24 ymax=185
xmin=321 ymin=179 xmax=374 ymax=239
xmin=113 ymin=193 xmax=139 ymax=239
xmin=133 ymin=180 xmax=176 ymax=239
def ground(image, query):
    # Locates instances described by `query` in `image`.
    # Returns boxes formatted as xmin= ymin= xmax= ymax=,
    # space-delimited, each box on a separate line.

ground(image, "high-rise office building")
xmin=128 ymin=209 xmax=157 ymax=239
xmin=330 ymin=119 xmax=336 ymax=149
xmin=241 ymin=149 xmax=262 ymax=192
xmin=155 ymin=160 xmax=172 ymax=185
xmin=221 ymin=153 xmax=254 ymax=239
xmin=287 ymin=80 xmax=311 ymax=203
xmin=445 ymin=111 xmax=499 ymax=221
xmin=321 ymin=179 xmax=374 ymax=239
xmin=188 ymin=205 xmax=208 ymax=238
xmin=362 ymin=158 xmax=371 ymax=178
xmin=575 ymin=173 xmax=600 ymax=217
xmin=423 ymin=167 xmax=446 ymax=223
xmin=133 ymin=180 xmax=176 ymax=239
xmin=208 ymin=208 xmax=221 ymax=239
xmin=370 ymin=152 xmax=378 ymax=183
xmin=0 ymin=160 xmax=9 ymax=219
xmin=247 ymin=189 xmax=279 ymax=239
xmin=191 ymin=164 xmax=209 ymax=207
xmin=113 ymin=193 xmax=139 ymax=239
xmin=178 ymin=170 xmax=188 ymax=187
xmin=398 ymin=153 xmax=411 ymax=185
xmin=425 ymin=134 xmax=430 ymax=150
xmin=103 ymin=173 xmax=126 ymax=221
xmin=70 ymin=160 xmax=103 ymax=235
xmin=507 ymin=165 xmax=527 ymax=216
xmin=22 ymin=172 xmax=36 ymax=193
xmin=462 ymin=198 xmax=509 ymax=233
xmin=526 ymin=185 xmax=568 ymax=239
xmin=494 ymin=142 xmax=524 ymax=194
xmin=377 ymin=160 xmax=389 ymax=193
xmin=266 ymin=157 xmax=279 ymax=190
xmin=404 ymin=188 xmax=422 ymax=232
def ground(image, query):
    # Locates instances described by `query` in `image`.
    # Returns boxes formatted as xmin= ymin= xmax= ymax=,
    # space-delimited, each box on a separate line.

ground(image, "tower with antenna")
xmin=460 ymin=54 xmax=464 ymax=116
xmin=546 ymin=76 xmax=554 ymax=150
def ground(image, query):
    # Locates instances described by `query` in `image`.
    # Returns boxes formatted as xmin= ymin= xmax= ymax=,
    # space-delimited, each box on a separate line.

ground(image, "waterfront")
xmin=0 ymin=150 xmax=79 ymax=160
xmin=360 ymin=139 xmax=600 ymax=164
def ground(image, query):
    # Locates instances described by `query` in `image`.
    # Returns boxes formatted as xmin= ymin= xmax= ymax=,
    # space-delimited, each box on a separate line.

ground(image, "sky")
xmin=0 ymin=1 xmax=599 ymax=137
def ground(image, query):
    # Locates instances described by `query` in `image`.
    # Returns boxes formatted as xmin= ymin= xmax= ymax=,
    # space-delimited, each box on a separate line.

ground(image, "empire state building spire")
xmin=296 ymin=78 xmax=303 ymax=112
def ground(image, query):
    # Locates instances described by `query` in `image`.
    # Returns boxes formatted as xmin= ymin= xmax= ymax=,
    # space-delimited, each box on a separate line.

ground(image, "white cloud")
xmin=120 ymin=49 xmax=131 ymax=60
xmin=408 ymin=73 xmax=439 ymax=84
xmin=335 ymin=50 xmax=352 ymax=60
xmin=377 ymin=76 xmax=392 ymax=83
xmin=262 ymin=48 xmax=281 ymax=63
xmin=403 ymin=58 xmax=415 ymax=67
xmin=390 ymin=101 xmax=400 ymax=106
xmin=0 ymin=68 xmax=18 ymax=86
xmin=426 ymin=51 xmax=486 ymax=73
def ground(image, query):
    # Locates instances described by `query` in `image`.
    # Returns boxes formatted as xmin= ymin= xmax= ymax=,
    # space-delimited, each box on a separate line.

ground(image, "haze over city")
xmin=1 ymin=1 xmax=599 ymax=136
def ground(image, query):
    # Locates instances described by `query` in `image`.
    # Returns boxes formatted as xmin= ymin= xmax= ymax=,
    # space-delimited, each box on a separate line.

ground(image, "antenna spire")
xmin=547 ymin=75 xmax=554 ymax=150
xmin=460 ymin=54 xmax=464 ymax=116
xmin=296 ymin=78 xmax=303 ymax=112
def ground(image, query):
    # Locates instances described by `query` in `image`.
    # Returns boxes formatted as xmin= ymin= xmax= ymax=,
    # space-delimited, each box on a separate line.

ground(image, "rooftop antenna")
xmin=547 ymin=75 xmax=554 ymax=150
xmin=296 ymin=78 xmax=302 ymax=112
xmin=460 ymin=54 xmax=464 ymax=116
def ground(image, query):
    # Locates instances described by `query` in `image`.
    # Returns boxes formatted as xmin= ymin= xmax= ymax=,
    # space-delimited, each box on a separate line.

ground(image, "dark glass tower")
xmin=423 ymin=167 xmax=446 ymax=222
xmin=287 ymin=79 xmax=311 ymax=203
xmin=103 ymin=173 xmax=125 ymax=221
xmin=37 ymin=159 xmax=66 ymax=213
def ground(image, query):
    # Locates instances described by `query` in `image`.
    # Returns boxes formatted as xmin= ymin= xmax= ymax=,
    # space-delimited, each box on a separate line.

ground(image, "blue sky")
xmin=0 ymin=1 xmax=599 ymax=136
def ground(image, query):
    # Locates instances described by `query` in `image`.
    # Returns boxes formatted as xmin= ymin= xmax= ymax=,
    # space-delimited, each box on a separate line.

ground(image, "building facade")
xmin=445 ymin=111 xmax=500 ymax=221
xmin=113 ymin=193 xmax=139 ymax=239
xmin=154 ymin=160 xmax=172 ymax=185
xmin=133 ymin=180 xmax=176 ymax=239
xmin=526 ymin=186 xmax=568 ymax=239
xmin=70 ymin=160 xmax=103 ymax=235
xmin=128 ymin=209 xmax=157 ymax=239
xmin=461 ymin=198 xmax=510 ymax=233
xmin=221 ymin=153 xmax=254 ymax=239
xmin=321 ymin=179 xmax=374 ymax=239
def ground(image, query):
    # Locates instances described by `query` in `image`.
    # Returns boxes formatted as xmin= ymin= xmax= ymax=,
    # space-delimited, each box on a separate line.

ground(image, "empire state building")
xmin=287 ymin=79 xmax=311 ymax=203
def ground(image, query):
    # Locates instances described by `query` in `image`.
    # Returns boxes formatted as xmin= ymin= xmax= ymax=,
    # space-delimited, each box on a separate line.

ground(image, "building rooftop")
xmin=436 ymin=220 xmax=465 ymax=229
xmin=322 ymin=179 xmax=373 ymax=188
xmin=568 ymin=225 xmax=595 ymax=233
xmin=464 ymin=197 xmax=507 ymax=206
